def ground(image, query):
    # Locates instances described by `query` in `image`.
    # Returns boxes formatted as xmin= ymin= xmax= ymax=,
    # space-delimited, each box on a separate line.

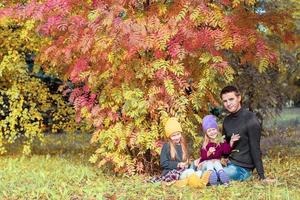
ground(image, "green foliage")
xmin=0 ymin=18 xmax=87 ymax=155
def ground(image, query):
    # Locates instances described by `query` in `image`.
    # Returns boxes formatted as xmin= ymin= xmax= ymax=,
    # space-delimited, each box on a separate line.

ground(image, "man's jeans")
xmin=223 ymin=162 xmax=251 ymax=181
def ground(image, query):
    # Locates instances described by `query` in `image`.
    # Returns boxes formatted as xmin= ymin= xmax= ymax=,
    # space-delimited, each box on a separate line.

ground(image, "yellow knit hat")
xmin=164 ymin=117 xmax=182 ymax=138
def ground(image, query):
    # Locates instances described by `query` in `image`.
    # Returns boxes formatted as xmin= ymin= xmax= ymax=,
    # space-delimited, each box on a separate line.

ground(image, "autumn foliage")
xmin=0 ymin=16 xmax=87 ymax=155
xmin=0 ymin=0 xmax=297 ymax=173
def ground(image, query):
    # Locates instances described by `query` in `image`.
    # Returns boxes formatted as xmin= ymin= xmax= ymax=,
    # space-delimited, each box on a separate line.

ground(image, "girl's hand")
xmin=194 ymin=158 xmax=200 ymax=166
xmin=177 ymin=162 xmax=188 ymax=169
xmin=196 ymin=161 xmax=203 ymax=170
xmin=230 ymin=133 xmax=240 ymax=147
xmin=208 ymin=147 xmax=216 ymax=155
xmin=221 ymin=158 xmax=229 ymax=166
xmin=193 ymin=158 xmax=203 ymax=170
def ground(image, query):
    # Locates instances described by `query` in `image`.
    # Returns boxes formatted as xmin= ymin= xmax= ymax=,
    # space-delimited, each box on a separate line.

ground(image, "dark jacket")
xmin=160 ymin=143 xmax=183 ymax=175
xmin=223 ymin=107 xmax=265 ymax=179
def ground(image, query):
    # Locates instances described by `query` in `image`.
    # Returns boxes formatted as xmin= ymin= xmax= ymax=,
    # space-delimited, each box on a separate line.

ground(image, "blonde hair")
xmin=168 ymin=133 xmax=188 ymax=162
xmin=202 ymin=134 xmax=210 ymax=150
xmin=202 ymin=129 xmax=220 ymax=149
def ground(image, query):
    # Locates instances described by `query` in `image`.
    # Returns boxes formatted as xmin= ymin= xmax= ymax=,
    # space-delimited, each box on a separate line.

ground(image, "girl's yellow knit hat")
xmin=164 ymin=117 xmax=182 ymax=138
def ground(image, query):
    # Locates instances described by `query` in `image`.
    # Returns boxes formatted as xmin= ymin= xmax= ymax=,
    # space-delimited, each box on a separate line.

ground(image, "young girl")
xmin=159 ymin=117 xmax=190 ymax=181
xmin=196 ymin=115 xmax=240 ymax=185
xmin=151 ymin=117 xmax=210 ymax=187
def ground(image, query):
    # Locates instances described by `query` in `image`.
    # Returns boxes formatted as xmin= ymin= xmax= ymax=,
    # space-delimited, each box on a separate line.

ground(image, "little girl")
xmin=159 ymin=117 xmax=190 ymax=181
xmin=151 ymin=117 xmax=209 ymax=186
xmin=196 ymin=115 xmax=240 ymax=185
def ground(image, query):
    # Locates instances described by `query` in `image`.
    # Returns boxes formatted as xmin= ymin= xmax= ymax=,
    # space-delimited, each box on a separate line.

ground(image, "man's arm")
xmin=247 ymin=113 xmax=265 ymax=179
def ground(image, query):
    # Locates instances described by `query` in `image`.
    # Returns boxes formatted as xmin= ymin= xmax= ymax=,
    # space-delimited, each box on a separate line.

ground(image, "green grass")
xmin=0 ymin=105 xmax=298 ymax=199
xmin=264 ymin=107 xmax=300 ymax=129
xmin=1 ymin=132 xmax=300 ymax=200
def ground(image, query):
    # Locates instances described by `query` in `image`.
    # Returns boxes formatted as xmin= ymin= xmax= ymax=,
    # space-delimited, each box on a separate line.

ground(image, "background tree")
xmin=0 ymin=15 xmax=87 ymax=155
xmin=1 ymin=0 xmax=298 ymax=173
xmin=215 ymin=0 xmax=300 ymax=127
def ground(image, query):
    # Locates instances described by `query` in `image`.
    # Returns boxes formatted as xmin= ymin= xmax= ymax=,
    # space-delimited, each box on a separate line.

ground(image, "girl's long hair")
xmin=202 ymin=130 xmax=220 ymax=149
xmin=168 ymin=133 xmax=187 ymax=162
xmin=202 ymin=133 xmax=211 ymax=150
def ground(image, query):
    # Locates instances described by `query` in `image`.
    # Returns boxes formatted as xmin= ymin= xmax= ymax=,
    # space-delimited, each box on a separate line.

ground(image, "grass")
xmin=1 ymin=147 xmax=300 ymax=200
xmin=264 ymin=107 xmax=300 ymax=129
xmin=1 ymin=131 xmax=300 ymax=200
xmin=1 ymin=108 xmax=299 ymax=199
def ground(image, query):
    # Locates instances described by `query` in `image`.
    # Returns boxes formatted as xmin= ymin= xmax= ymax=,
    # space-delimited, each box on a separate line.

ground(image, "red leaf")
xmin=70 ymin=58 xmax=89 ymax=82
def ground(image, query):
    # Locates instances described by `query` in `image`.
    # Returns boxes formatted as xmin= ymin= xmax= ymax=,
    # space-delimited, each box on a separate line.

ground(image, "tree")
xmin=0 ymin=16 xmax=86 ymax=155
xmin=211 ymin=0 xmax=300 ymax=127
xmin=1 ymin=0 xmax=297 ymax=173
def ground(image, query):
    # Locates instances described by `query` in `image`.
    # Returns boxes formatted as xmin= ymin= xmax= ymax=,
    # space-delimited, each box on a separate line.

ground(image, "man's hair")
xmin=220 ymin=85 xmax=241 ymax=98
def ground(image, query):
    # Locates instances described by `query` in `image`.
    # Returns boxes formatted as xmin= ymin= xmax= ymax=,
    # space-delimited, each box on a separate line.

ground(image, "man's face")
xmin=221 ymin=92 xmax=241 ymax=113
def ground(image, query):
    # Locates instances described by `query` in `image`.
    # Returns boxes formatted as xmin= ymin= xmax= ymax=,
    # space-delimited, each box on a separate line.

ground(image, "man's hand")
xmin=261 ymin=177 xmax=276 ymax=184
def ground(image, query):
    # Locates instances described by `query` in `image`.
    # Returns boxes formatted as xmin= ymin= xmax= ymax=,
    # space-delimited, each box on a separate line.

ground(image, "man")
xmin=220 ymin=85 xmax=273 ymax=182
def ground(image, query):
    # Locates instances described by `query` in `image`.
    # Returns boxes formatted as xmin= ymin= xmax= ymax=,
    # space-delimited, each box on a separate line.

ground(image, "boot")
xmin=187 ymin=171 xmax=211 ymax=188
xmin=208 ymin=170 xmax=218 ymax=186
xmin=174 ymin=178 xmax=188 ymax=187
xmin=218 ymin=169 xmax=230 ymax=185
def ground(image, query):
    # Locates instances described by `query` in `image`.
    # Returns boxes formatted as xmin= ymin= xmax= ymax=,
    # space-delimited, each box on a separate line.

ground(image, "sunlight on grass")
xmin=1 ymin=129 xmax=300 ymax=199
xmin=1 ymin=144 xmax=300 ymax=199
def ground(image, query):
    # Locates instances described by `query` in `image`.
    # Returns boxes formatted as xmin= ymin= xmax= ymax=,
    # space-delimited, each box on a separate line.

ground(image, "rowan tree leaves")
xmin=1 ymin=0 xmax=298 ymax=173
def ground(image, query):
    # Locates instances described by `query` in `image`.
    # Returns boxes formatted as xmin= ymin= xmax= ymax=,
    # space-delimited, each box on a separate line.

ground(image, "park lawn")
xmin=1 ymin=114 xmax=300 ymax=200
xmin=1 ymin=142 xmax=300 ymax=200
xmin=264 ymin=108 xmax=300 ymax=129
